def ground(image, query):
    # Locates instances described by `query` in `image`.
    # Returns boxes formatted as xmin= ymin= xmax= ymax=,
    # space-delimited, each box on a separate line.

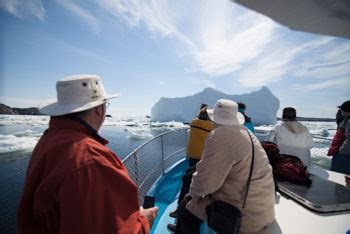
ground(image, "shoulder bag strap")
xmin=242 ymin=129 xmax=255 ymax=209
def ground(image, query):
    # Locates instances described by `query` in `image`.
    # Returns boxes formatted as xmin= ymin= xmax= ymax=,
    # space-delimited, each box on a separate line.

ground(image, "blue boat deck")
xmin=148 ymin=159 xmax=186 ymax=233
xmin=149 ymin=159 xmax=215 ymax=234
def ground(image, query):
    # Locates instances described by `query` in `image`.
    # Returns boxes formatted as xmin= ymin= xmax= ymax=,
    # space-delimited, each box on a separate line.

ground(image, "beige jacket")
xmin=187 ymin=125 xmax=275 ymax=233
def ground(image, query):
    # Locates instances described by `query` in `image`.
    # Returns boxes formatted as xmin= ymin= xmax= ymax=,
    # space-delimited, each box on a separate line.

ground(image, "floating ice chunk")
xmin=0 ymin=115 xmax=49 ymax=126
xmin=128 ymin=130 xmax=154 ymax=141
xmin=321 ymin=129 xmax=329 ymax=137
xmin=0 ymin=134 xmax=40 ymax=153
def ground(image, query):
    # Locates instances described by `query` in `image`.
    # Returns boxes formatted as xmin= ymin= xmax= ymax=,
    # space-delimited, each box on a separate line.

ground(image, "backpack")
xmin=260 ymin=141 xmax=312 ymax=187
xmin=260 ymin=141 xmax=280 ymax=166
xmin=274 ymin=154 xmax=312 ymax=187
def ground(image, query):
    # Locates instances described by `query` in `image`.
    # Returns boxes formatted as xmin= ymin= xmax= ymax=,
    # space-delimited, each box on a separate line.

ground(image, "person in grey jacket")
xmin=175 ymin=99 xmax=275 ymax=234
xmin=330 ymin=101 xmax=350 ymax=174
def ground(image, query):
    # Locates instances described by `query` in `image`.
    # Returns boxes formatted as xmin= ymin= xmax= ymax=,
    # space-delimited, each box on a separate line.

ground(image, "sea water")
xmin=0 ymin=115 xmax=336 ymax=233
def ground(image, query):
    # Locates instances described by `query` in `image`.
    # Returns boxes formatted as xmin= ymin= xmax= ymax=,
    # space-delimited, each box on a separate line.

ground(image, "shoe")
xmin=167 ymin=224 xmax=176 ymax=232
xmin=169 ymin=209 xmax=178 ymax=218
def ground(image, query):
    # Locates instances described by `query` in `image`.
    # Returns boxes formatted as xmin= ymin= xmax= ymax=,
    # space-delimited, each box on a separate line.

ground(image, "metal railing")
xmin=310 ymin=136 xmax=332 ymax=168
xmin=123 ymin=128 xmax=332 ymax=203
xmin=122 ymin=128 xmax=189 ymax=203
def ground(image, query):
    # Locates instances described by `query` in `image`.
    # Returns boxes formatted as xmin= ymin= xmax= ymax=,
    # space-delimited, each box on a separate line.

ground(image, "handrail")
xmin=312 ymin=135 xmax=332 ymax=141
xmin=122 ymin=128 xmax=189 ymax=203
xmin=122 ymin=128 xmax=189 ymax=163
xmin=122 ymin=127 xmax=333 ymax=203
xmin=138 ymin=148 xmax=187 ymax=189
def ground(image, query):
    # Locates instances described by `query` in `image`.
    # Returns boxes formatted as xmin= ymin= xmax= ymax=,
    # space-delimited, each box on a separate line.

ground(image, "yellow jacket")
xmin=187 ymin=119 xmax=214 ymax=159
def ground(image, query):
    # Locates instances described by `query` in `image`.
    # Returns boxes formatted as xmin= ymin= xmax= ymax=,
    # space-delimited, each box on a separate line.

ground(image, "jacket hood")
xmin=282 ymin=121 xmax=308 ymax=135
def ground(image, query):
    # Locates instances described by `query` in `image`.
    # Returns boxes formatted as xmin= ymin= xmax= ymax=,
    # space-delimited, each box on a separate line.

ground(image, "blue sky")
xmin=0 ymin=0 xmax=349 ymax=118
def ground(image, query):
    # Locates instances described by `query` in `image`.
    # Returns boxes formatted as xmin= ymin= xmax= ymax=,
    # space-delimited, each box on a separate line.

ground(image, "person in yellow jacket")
xmin=168 ymin=104 xmax=214 ymax=231
xmin=186 ymin=105 xmax=215 ymax=167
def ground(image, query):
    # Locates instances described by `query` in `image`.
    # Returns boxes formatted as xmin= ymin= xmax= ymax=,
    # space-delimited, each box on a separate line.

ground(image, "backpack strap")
xmin=242 ymin=129 xmax=255 ymax=209
xmin=190 ymin=125 xmax=211 ymax=133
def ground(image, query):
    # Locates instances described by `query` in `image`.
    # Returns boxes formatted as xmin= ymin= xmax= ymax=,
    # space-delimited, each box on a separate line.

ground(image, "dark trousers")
xmin=177 ymin=158 xmax=199 ymax=205
xmin=331 ymin=153 xmax=350 ymax=174
xmin=175 ymin=201 xmax=202 ymax=234
xmin=188 ymin=158 xmax=200 ymax=167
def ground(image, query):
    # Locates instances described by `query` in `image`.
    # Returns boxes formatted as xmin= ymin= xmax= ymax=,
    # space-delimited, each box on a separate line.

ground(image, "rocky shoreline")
xmin=0 ymin=103 xmax=42 ymax=115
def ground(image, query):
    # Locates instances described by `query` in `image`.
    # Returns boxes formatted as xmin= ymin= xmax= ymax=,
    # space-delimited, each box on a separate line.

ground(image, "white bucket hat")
xmin=207 ymin=99 xmax=245 ymax=125
xmin=39 ymin=74 xmax=119 ymax=116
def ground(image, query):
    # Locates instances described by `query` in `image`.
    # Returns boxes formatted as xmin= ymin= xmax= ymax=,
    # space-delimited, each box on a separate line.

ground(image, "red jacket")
xmin=327 ymin=128 xmax=346 ymax=156
xmin=17 ymin=117 xmax=149 ymax=234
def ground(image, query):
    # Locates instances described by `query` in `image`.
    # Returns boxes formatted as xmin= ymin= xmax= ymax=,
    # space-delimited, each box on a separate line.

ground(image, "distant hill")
xmin=0 ymin=103 xmax=42 ymax=115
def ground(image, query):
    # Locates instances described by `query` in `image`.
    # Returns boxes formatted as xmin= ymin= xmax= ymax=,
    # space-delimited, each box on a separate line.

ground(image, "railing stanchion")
xmin=161 ymin=135 xmax=165 ymax=175
xmin=133 ymin=152 xmax=140 ymax=190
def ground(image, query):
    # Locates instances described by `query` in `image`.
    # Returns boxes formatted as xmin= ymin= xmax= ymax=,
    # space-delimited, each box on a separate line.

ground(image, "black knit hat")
xmin=282 ymin=107 xmax=296 ymax=120
xmin=200 ymin=103 xmax=208 ymax=109
xmin=237 ymin=102 xmax=246 ymax=110
xmin=198 ymin=108 xmax=209 ymax=120
xmin=338 ymin=100 xmax=350 ymax=112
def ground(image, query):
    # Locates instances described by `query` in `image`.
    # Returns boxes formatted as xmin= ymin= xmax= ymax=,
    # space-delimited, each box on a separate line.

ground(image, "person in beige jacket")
xmin=175 ymin=99 xmax=275 ymax=234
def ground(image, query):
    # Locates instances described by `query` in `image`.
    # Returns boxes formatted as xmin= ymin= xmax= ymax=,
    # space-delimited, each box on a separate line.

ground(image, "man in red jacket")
xmin=17 ymin=74 xmax=158 ymax=234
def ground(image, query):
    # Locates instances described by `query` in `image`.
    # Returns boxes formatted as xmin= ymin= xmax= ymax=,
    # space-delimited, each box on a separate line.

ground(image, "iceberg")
xmin=151 ymin=86 xmax=280 ymax=125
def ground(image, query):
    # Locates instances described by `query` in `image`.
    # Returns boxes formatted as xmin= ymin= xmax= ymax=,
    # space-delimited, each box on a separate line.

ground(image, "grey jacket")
xmin=187 ymin=125 xmax=275 ymax=233
xmin=339 ymin=117 xmax=350 ymax=155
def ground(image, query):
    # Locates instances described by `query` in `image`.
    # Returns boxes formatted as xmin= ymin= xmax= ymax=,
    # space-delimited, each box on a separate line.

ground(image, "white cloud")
xmin=93 ymin=0 xmax=277 ymax=85
xmin=190 ymin=2 xmax=277 ymax=77
xmin=192 ymin=19 xmax=276 ymax=76
xmin=55 ymin=0 xmax=100 ymax=34
xmin=237 ymin=36 xmax=350 ymax=87
xmin=101 ymin=0 xmax=349 ymax=90
xmin=96 ymin=0 xmax=194 ymax=47
xmin=96 ymin=0 xmax=278 ymax=78
xmin=1 ymin=0 xmax=100 ymax=33
xmin=3 ymin=0 xmax=348 ymax=90
xmin=237 ymin=41 xmax=300 ymax=87
xmin=291 ymin=39 xmax=350 ymax=79
xmin=294 ymin=62 xmax=350 ymax=79
xmin=0 ymin=0 xmax=45 ymax=20
xmin=293 ymin=77 xmax=350 ymax=92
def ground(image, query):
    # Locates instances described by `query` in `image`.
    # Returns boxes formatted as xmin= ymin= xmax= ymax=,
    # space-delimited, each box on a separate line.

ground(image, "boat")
xmin=120 ymin=1 xmax=350 ymax=232
xmin=234 ymin=0 xmax=350 ymax=38
xmin=122 ymin=129 xmax=350 ymax=233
